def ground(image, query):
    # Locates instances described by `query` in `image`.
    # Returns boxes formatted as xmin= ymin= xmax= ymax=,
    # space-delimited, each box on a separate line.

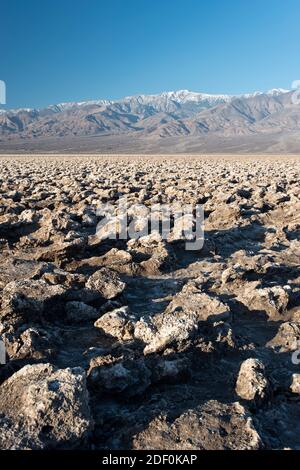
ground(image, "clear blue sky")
xmin=1 ymin=0 xmax=300 ymax=108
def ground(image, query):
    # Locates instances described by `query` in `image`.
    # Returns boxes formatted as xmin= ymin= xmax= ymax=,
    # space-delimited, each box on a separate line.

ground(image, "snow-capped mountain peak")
xmin=0 ymin=88 xmax=290 ymax=115
xmin=48 ymin=99 xmax=113 ymax=112
xmin=0 ymin=86 xmax=297 ymax=153
xmin=266 ymin=88 xmax=290 ymax=96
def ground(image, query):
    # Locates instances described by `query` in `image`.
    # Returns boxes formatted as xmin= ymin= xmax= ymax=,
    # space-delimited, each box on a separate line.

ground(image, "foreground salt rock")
xmin=127 ymin=232 xmax=177 ymax=274
xmin=0 ymin=155 xmax=300 ymax=450
xmin=267 ymin=322 xmax=300 ymax=352
xmin=74 ymin=248 xmax=134 ymax=274
xmin=88 ymin=356 xmax=151 ymax=397
xmin=235 ymin=358 xmax=270 ymax=403
xmin=133 ymin=401 xmax=262 ymax=450
xmin=65 ymin=301 xmax=99 ymax=323
xmin=236 ymin=283 xmax=290 ymax=320
xmin=85 ymin=267 xmax=125 ymax=299
xmin=290 ymin=374 xmax=300 ymax=394
xmin=0 ymin=415 xmax=45 ymax=450
xmin=94 ymin=306 xmax=135 ymax=341
xmin=2 ymin=326 xmax=56 ymax=361
xmin=0 ymin=279 xmax=67 ymax=327
xmin=0 ymin=363 xmax=92 ymax=449
xmin=151 ymin=357 xmax=190 ymax=383
xmin=135 ymin=281 xmax=231 ymax=354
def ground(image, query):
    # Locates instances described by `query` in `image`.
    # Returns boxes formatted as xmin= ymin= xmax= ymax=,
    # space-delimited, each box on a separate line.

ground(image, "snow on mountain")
xmin=1 ymin=87 xmax=298 ymax=154
xmin=266 ymin=88 xmax=290 ymax=96
xmin=0 ymin=87 xmax=294 ymax=144
xmin=119 ymin=88 xmax=290 ymax=107
xmin=122 ymin=90 xmax=232 ymax=105
xmin=0 ymin=107 xmax=35 ymax=114
xmin=48 ymin=99 xmax=113 ymax=112
xmin=0 ymin=88 xmax=290 ymax=115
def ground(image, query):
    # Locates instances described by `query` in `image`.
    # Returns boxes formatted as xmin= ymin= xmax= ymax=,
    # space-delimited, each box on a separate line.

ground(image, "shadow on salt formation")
xmin=166 ymin=222 xmax=267 ymax=272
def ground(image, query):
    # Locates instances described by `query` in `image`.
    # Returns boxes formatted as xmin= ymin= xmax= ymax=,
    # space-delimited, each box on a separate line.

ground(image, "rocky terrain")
xmin=2 ymin=88 xmax=300 ymax=153
xmin=0 ymin=154 xmax=300 ymax=450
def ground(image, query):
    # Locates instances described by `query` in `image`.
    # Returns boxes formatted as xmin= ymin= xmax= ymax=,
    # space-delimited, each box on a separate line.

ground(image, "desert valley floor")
xmin=0 ymin=154 xmax=300 ymax=450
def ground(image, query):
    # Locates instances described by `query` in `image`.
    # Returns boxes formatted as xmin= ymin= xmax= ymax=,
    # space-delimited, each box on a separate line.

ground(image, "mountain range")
xmin=1 ymin=88 xmax=300 ymax=153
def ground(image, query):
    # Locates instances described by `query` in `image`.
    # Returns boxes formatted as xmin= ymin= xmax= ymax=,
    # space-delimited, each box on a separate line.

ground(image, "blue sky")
xmin=1 ymin=0 xmax=300 ymax=108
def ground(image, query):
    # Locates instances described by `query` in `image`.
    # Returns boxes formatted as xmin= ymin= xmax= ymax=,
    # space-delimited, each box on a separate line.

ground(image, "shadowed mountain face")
xmin=0 ymin=89 xmax=299 ymax=153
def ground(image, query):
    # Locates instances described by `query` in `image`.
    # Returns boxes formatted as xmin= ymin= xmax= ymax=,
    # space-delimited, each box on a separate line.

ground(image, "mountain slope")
xmin=1 ymin=88 xmax=299 ymax=153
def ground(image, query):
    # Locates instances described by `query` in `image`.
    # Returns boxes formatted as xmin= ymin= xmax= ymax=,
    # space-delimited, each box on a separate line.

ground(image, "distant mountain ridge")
xmin=0 ymin=88 xmax=289 ymax=114
xmin=1 ymin=87 xmax=300 ymax=153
